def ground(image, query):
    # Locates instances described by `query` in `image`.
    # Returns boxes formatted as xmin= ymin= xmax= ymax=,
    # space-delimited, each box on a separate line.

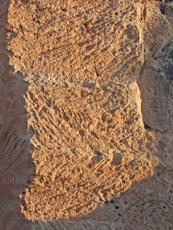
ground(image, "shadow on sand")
xmin=0 ymin=1 xmax=35 ymax=229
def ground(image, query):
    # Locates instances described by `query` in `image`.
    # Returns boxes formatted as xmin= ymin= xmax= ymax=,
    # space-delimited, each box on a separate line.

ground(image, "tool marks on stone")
xmin=7 ymin=0 xmax=144 ymax=82
xmin=21 ymin=79 xmax=157 ymax=220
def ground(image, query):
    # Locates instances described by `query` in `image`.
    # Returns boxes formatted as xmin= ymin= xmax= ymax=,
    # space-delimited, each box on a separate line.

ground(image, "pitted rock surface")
xmin=7 ymin=0 xmax=145 ymax=82
xmin=0 ymin=0 xmax=173 ymax=230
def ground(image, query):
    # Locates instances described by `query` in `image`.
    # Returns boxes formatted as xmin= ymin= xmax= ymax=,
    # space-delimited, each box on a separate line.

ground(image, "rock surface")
xmin=0 ymin=0 xmax=173 ymax=229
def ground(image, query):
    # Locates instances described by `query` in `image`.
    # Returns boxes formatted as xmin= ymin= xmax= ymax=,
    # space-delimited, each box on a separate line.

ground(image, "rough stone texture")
xmin=6 ymin=0 xmax=145 ymax=82
xmin=23 ymin=79 xmax=157 ymax=220
xmin=0 ymin=0 xmax=173 ymax=230
xmin=138 ymin=0 xmax=173 ymax=133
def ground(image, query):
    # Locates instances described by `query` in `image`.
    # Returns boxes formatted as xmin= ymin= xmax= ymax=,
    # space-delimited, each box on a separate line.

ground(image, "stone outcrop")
xmin=0 ymin=0 xmax=173 ymax=229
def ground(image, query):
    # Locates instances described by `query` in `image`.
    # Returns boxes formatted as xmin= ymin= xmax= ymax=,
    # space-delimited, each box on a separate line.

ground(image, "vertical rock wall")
xmin=0 ymin=0 xmax=173 ymax=229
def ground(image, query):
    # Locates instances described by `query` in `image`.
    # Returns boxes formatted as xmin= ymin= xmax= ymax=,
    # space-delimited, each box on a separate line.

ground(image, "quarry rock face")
xmin=0 ymin=0 xmax=173 ymax=229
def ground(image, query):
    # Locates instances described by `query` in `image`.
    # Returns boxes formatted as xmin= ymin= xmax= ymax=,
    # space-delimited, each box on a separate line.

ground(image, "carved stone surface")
xmin=0 ymin=0 xmax=173 ymax=229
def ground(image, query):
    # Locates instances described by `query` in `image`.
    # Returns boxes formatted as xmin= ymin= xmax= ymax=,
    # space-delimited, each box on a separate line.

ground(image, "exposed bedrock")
xmin=0 ymin=0 xmax=173 ymax=229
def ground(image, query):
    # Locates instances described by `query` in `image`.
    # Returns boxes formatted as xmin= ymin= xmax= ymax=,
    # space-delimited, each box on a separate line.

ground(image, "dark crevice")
xmin=144 ymin=122 xmax=166 ymax=134
xmin=160 ymin=5 xmax=166 ymax=15
xmin=144 ymin=122 xmax=153 ymax=130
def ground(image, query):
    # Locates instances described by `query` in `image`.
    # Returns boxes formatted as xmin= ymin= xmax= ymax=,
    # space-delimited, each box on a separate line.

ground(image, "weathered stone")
xmin=0 ymin=0 xmax=173 ymax=229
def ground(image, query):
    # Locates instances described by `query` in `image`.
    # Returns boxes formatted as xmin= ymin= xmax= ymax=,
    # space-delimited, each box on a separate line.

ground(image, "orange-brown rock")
xmin=0 ymin=0 xmax=173 ymax=229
